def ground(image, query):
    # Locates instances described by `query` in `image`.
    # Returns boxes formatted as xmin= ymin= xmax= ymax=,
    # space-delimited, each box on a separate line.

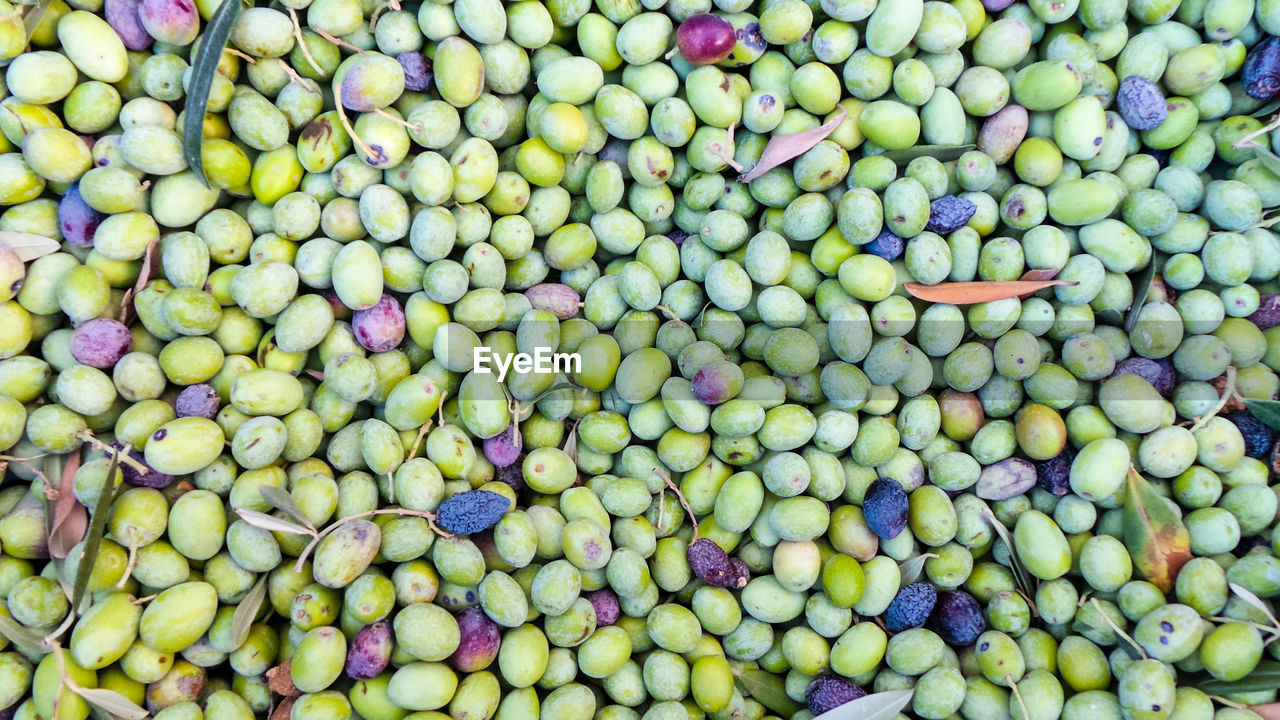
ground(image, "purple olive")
xmin=346 ymin=621 xmax=393 ymax=679
xmin=58 ymin=184 xmax=104 ymax=248
xmin=70 ymin=318 xmax=132 ymax=369
xmin=483 ymin=422 xmax=523 ymax=467
xmin=352 ymin=295 xmax=405 ymax=352
xmin=104 ymin=0 xmax=153 ymax=50
xmin=677 ymin=14 xmax=737 ymax=65
xmin=450 ymin=606 xmax=500 ymax=672
xmin=138 ymin=0 xmax=199 ymax=45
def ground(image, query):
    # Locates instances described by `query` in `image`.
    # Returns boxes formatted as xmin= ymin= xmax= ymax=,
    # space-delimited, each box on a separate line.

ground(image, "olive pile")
xmin=3 ymin=0 xmax=1280 ymax=717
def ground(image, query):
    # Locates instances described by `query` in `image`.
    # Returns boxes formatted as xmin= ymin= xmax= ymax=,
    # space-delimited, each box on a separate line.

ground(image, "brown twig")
xmin=287 ymin=8 xmax=324 ymax=76
xmin=1191 ymin=366 xmax=1239 ymax=433
xmin=653 ymin=466 xmax=697 ymax=541
xmin=1234 ymin=115 xmax=1280 ymax=150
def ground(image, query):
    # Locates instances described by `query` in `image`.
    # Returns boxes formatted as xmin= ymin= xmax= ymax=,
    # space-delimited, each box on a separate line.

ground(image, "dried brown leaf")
xmin=47 ymin=451 xmax=86 ymax=559
xmin=266 ymin=660 xmax=300 ymax=697
xmin=739 ymin=108 xmax=847 ymax=182
xmin=904 ymin=280 xmax=1076 ymax=304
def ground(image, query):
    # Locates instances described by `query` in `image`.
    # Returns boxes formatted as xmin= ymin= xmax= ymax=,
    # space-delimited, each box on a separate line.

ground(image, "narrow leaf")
xmin=47 ymin=450 xmax=86 ymax=559
xmin=736 ymin=669 xmax=802 ymax=717
xmin=72 ymin=687 xmax=150 ymax=720
xmin=898 ymin=553 xmax=938 ymax=585
xmin=235 ymin=508 xmax=314 ymax=536
xmin=0 ymin=614 xmax=48 ymax=656
xmin=1254 ymin=101 xmax=1280 ymax=119
xmin=1256 ymin=146 xmax=1280 ymax=177
xmin=879 ymin=144 xmax=976 ymax=164
xmin=183 ymin=0 xmax=244 ymax=186
xmin=231 ymin=575 xmax=268 ymax=648
xmin=814 ymin=689 xmax=914 ymax=720
xmin=1124 ymin=258 xmax=1160 ymax=333
xmin=1196 ymin=661 xmax=1280 ymax=694
xmin=257 ymin=485 xmax=315 ymax=532
xmin=1245 ymin=398 xmax=1280 ymax=431
xmin=904 ymin=280 xmax=1075 ymax=305
xmin=0 ymin=231 xmax=60 ymax=261
xmin=1231 ymin=583 xmax=1280 ymax=628
xmin=739 ymin=108 xmax=846 ymax=182
xmin=72 ymin=452 xmax=121 ymax=612
xmin=1123 ymin=468 xmax=1192 ymax=593
xmin=23 ymin=0 xmax=53 ymax=40
xmin=982 ymin=508 xmax=1036 ymax=598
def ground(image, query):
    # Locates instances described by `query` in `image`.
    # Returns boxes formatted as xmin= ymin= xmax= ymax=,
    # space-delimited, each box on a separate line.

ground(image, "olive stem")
xmin=1090 ymin=598 xmax=1147 ymax=659
xmin=130 ymin=594 xmax=157 ymax=605
xmin=292 ymin=507 xmax=444 ymax=573
xmin=1212 ymin=695 xmax=1249 ymax=710
xmin=287 ymin=8 xmax=325 ymax=77
xmin=315 ymin=28 xmax=369 ymax=55
xmin=1233 ymin=115 xmax=1280 ymax=150
xmin=1189 ymin=365 xmax=1238 ymax=433
xmin=653 ymin=466 xmax=698 ymax=541
xmin=1007 ymin=674 xmax=1030 ymax=720
xmin=276 ymin=58 xmax=316 ymax=91
xmin=714 ymin=122 xmax=744 ymax=173
xmin=223 ymin=46 xmax=256 ymax=64
xmin=75 ymin=432 xmax=150 ymax=476
xmin=117 ymin=530 xmax=139 ymax=590
xmin=330 ymin=94 xmax=381 ymax=163
xmin=42 ymin=605 xmax=78 ymax=646
xmin=407 ymin=419 xmax=433 ymax=460
xmin=437 ymin=390 xmax=448 ymax=428
xmin=372 ymin=106 xmax=424 ymax=134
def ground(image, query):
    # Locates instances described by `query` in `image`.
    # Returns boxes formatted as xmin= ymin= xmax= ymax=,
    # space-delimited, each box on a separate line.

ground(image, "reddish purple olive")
xmin=676 ymin=14 xmax=737 ymax=65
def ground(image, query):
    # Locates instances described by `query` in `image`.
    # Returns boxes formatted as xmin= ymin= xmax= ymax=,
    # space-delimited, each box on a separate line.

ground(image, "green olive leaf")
xmin=183 ymin=0 xmax=245 ymax=186
xmin=72 ymin=451 xmax=122 ymax=613
xmin=1255 ymin=146 xmax=1280 ymax=178
xmin=1196 ymin=661 xmax=1280 ymax=694
xmin=1253 ymin=101 xmax=1280 ymax=118
xmin=813 ymin=689 xmax=914 ymax=720
xmin=0 ymin=614 xmax=49 ymax=656
xmin=878 ymin=144 xmax=976 ymax=164
xmin=1124 ymin=257 xmax=1159 ymax=333
xmin=71 ymin=687 xmax=149 ymax=720
xmin=897 ymin=553 xmax=938 ymax=585
xmin=257 ymin=485 xmax=316 ymax=532
xmin=235 ymin=508 xmax=315 ymax=536
xmin=231 ymin=574 xmax=268 ymax=648
xmin=1244 ymin=398 xmax=1280 ymax=431
xmin=735 ymin=669 xmax=802 ymax=717
xmin=1123 ymin=468 xmax=1192 ymax=593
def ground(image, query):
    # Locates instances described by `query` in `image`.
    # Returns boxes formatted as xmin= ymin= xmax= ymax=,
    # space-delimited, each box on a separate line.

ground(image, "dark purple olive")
xmin=676 ymin=14 xmax=737 ymax=65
